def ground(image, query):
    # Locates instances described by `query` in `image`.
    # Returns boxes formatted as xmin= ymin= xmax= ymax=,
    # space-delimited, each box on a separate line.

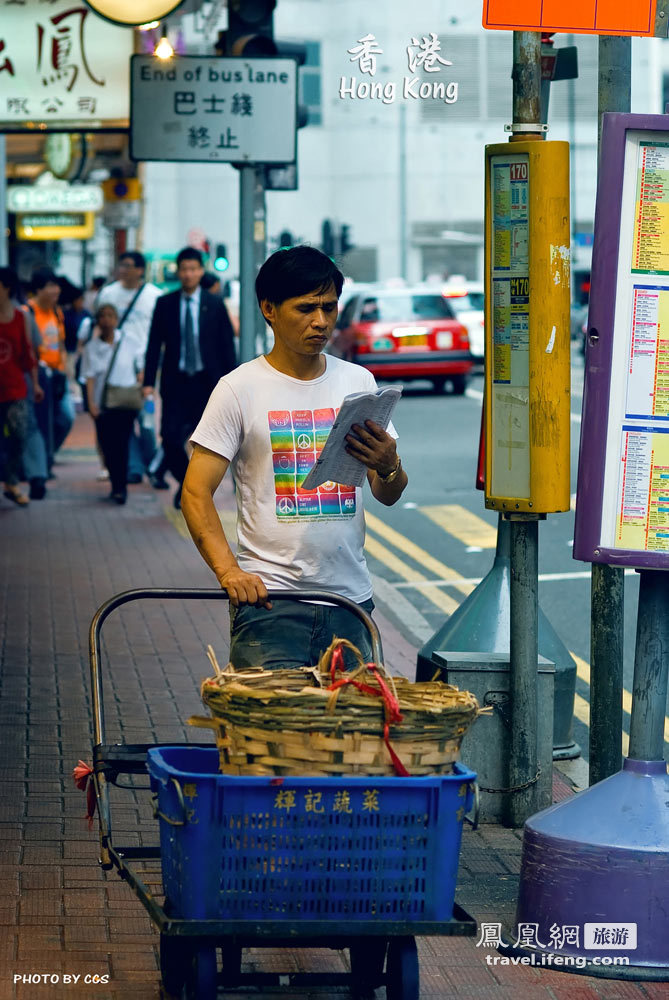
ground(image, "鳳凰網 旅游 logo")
xmin=340 ymin=32 xmax=458 ymax=106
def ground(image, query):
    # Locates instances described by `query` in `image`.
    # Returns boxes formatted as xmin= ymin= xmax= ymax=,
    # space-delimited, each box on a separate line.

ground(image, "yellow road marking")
xmin=365 ymin=511 xmax=474 ymax=595
xmin=573 ymin=692 xmax=590 ymax=728
xmin=571 ymin=651 xmax=669 ymax=745
xmin=420 ymin=504 xmax=497 ymax=549
xmin=364 ymin=534 xmax=460 ymax=615
xmin=164 ymin=505 xmax=237 ymax=545
xmin=164 ymin=505 xmax=189 ymax=540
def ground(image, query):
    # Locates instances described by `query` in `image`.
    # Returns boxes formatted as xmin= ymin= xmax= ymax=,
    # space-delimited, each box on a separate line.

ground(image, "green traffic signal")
xmin=214 ymin=243 xmax=229 ymax=272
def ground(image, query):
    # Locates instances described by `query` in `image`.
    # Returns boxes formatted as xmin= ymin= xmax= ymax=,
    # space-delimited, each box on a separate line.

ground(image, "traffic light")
xmin=220 ymin=0 xmax=277 ymax=57
xmin=214 ymin=243 xmax=229 ymax=272
xmin=340 ymin=224 xmax=354 ymax=255
xmin=321 ymin=219 xmax=334 ymax=257
xmin=278 ymin=230 xmax=294 ymax=248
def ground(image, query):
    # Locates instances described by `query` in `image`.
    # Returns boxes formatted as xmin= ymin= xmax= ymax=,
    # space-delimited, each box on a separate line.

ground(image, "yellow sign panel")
xmin=484 ymin=141 xmax=571 ymax=515
xmin=101 ymin=178 xmax=142 ymax=202
xmin=17 ymin=212 xmax=95 ymax=240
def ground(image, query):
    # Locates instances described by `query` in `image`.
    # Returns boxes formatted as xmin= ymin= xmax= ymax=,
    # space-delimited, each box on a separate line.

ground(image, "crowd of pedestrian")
xmin=0 ymin=248 xmax=237 ymax=509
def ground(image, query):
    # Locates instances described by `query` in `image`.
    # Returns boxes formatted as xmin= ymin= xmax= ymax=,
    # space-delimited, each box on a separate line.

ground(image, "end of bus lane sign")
xmin=130 ymin=55 xmax=297 ymax=164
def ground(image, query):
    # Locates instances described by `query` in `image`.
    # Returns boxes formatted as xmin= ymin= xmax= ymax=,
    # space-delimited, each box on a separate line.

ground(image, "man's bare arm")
xmin=181 ymin=444 xmax=271 ymax=607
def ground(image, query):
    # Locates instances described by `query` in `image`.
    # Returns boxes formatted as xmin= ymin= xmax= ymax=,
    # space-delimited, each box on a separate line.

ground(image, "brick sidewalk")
xmin=0 ymin=415 xmax=666 ymax=1000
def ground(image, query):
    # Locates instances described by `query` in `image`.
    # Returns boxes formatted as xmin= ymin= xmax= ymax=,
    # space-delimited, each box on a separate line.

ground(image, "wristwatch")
xmin=377 ymin=456 xmax=402 ymax=484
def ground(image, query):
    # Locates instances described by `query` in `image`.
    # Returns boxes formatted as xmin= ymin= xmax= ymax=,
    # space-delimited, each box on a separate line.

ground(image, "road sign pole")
xmin=253 ymin=166 xmax=268 ymax=354
xmin=0 ymin=136 xmax=7 ymax=267
xmin=628 ymin=570 xmax=669 ymax=762
xmin=239 ymin=164 xmax=257 ymax=365
xmin=506 ymin=30 xmax=542 ymax=827
xmin=588 ymin=36 xmax=630 ymax=787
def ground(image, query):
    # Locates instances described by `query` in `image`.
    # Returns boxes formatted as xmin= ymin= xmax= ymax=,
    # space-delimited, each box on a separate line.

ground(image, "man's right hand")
xmin=219 ymin=568 xmax=272 ymax=609
xmin=142 ymin=386 xmax=154 ymax=399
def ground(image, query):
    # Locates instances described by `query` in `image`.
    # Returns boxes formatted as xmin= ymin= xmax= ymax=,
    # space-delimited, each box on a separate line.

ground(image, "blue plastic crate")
xmin=148 ymin=746 xmax=476 ymax=922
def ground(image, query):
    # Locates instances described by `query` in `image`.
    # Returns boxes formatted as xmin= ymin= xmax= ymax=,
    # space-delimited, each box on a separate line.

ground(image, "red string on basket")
xmin=72 ymin=760 xmax=96 ymax=830
xmin=327 ymin=645 xmax=410 ymax=777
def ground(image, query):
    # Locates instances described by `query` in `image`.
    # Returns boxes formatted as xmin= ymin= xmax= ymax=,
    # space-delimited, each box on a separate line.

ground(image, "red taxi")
xmin=329 ymin=287 xmax=473 ymax=394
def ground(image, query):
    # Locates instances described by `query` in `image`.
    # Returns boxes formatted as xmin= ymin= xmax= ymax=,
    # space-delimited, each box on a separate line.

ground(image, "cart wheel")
xmin=159 ymin=932 xmax=190 ymax=997
xmin=350 ymin=938 xmax=387 ymax=997
xmin=221 ymin=942 xmax=242 ymax=986
xmin=385 ymin=936 xmax=419 ymax=1000
xmin=184 ymin=945 xmax=217 ymax=1000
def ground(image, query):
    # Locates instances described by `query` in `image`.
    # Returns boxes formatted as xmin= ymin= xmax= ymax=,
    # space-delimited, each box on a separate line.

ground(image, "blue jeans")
xmin=229 ymin=597 xmax=380 ymax=670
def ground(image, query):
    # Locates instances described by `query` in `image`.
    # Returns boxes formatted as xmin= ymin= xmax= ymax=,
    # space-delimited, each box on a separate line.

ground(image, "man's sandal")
xmin=3 ymin=486 xmax=29 ymax=507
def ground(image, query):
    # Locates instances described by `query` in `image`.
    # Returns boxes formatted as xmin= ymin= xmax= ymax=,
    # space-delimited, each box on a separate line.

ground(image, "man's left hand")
xmin=345 ymin=420 xmax=397 ymax=476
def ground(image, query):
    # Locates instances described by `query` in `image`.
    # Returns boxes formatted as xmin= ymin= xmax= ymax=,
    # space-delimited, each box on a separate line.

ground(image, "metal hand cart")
xmin=89 ymin=588 xmax=478 ymax=999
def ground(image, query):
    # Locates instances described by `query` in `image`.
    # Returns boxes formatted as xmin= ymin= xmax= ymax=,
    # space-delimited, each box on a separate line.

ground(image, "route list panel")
xmin=616 ymin=425 xmax=669 ymax=551
xmin=631 ymin=142 xmax=669 ymax=275
xmin=615 ymin=164 xmax=669 ymax=549
xmin=615 ymin=284 xmax=669 ymax=550
xmin=490 ymin=154 xmax=530 ymax=499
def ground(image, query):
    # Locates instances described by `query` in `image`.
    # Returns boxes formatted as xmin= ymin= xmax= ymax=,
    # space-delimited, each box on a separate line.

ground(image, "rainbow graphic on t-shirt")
xmin=268 ymin=408 xmax=357 ymax=519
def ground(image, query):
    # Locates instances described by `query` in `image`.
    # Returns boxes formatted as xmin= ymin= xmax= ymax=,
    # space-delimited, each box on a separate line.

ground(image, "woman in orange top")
xmin=27 ymin=268 xmax=74 ymax=465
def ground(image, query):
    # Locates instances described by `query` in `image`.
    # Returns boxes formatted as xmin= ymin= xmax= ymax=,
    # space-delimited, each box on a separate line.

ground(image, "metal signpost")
xmin=130 ymin=54 xmax=297 ymax=365
xmin=483 ymin=123 xmax=571 ymax=826
xmin=510 ymin=114 xmax=669 ymax=975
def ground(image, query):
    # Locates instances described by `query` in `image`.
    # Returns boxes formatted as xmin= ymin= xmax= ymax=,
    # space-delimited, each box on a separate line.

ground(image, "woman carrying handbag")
xmin=80 ymin=302 xmax=144 ymax=505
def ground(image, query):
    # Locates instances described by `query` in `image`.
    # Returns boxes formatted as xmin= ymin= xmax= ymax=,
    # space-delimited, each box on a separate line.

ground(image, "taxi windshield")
xmin=360 ymin=294 xmax=455 ymax=323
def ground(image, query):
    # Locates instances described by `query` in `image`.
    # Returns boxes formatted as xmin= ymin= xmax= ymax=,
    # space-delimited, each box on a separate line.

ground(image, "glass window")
xmin=300 ymin=41 xmax=322 ymax=128
xmin=364 ymin=295 xmax=456 ymax=322
xmin=338 ymin=297 xmax=359 ymax=327
xmin=447 ymin=292 xmax=484 ymax=313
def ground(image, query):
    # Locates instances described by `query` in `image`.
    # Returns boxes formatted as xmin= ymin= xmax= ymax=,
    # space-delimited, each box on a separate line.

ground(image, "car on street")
xmin=441 ymin=281 xmax=485 ymax=362
xmin=329 ymin=286 xmax=473 ymax=393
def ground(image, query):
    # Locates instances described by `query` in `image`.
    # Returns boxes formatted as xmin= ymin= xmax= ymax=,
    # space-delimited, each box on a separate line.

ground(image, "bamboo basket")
xmin=188 ymin=638 xmax=482 ymax=777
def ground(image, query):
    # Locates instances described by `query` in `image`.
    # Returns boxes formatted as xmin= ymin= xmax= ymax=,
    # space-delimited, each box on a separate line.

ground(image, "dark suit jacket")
xmin=143 ymin=288 xmax=237 ymax=401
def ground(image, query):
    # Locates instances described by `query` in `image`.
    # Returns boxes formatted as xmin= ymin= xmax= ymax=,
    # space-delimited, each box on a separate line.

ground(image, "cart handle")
xmin=89 ymin=587 xmax=383 ymax=749
xmin=152 ymin=776 xmax=187 ymax=826
xmin=463 ymin=781 xmax=480 ymax=831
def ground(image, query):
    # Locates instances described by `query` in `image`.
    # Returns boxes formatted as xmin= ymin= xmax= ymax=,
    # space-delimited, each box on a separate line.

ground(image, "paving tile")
xmin=2 ymin=423 xmax=660 ymax=1000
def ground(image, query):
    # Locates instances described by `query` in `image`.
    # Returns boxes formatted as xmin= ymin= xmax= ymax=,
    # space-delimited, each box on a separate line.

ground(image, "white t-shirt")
xmin=80 ymin=331 xmax=144 ymax=409
xmin=191 ymin=354 xmax=397 ymax=603
xmin=97 ymin=281 xmax=163 ymax=357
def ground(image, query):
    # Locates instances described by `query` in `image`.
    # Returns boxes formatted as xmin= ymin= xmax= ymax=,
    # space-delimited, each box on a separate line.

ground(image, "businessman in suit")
xmin=143 ymin=246 xmax=237 ymax=508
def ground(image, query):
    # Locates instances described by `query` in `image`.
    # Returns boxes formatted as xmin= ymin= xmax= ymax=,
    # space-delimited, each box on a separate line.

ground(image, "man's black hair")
xmin=31 ymin=267 xmax=59 ymax=292
xmin=200 ymin=272 xmax=220 ymax=292
xmin=96 ymin=301 xmax=118 ymax=320
xmin=92 ymin=276 xmax=107 ymax=289
xmin=119 ymin=250 xmax=146 ymax=271
xmin=0 ymin=266 xmax=18 ymax=298
xmin=176 ymin=246 xmax=204 ymax=268
xmin=255 ymin=245 xmax=344 ymax=306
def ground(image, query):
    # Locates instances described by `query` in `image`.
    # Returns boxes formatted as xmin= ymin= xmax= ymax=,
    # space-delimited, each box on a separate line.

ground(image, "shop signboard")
xmin=0 ymin=0 xmax=132 ymax=130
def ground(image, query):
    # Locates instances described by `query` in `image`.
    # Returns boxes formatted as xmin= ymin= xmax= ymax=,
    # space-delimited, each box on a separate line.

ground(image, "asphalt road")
xmin=364 ymin=346 xmax=669 ymax=767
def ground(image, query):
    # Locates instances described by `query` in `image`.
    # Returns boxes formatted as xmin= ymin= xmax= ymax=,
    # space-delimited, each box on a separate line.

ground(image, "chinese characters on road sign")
xmin=130 ymin=56 xmax=297 ymax=164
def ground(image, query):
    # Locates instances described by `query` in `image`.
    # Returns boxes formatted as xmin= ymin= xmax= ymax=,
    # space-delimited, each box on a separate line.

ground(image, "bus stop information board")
xmin=130 ymin=55 xmax=297 ymax=164
xmin=574 ymin=115 xmax=669 ymax=569
xmin=490 ymin=155 xmax=531 ymax=498
xmin=484 ymin=141 xmax=571 ymax=516
xmin=482 ymin=0 xmax=658 ymax=36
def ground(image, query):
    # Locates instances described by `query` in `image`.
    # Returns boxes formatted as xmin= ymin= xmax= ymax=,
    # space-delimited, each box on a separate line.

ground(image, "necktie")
xmin=184 ymin=297 xmax=197 ymax=375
